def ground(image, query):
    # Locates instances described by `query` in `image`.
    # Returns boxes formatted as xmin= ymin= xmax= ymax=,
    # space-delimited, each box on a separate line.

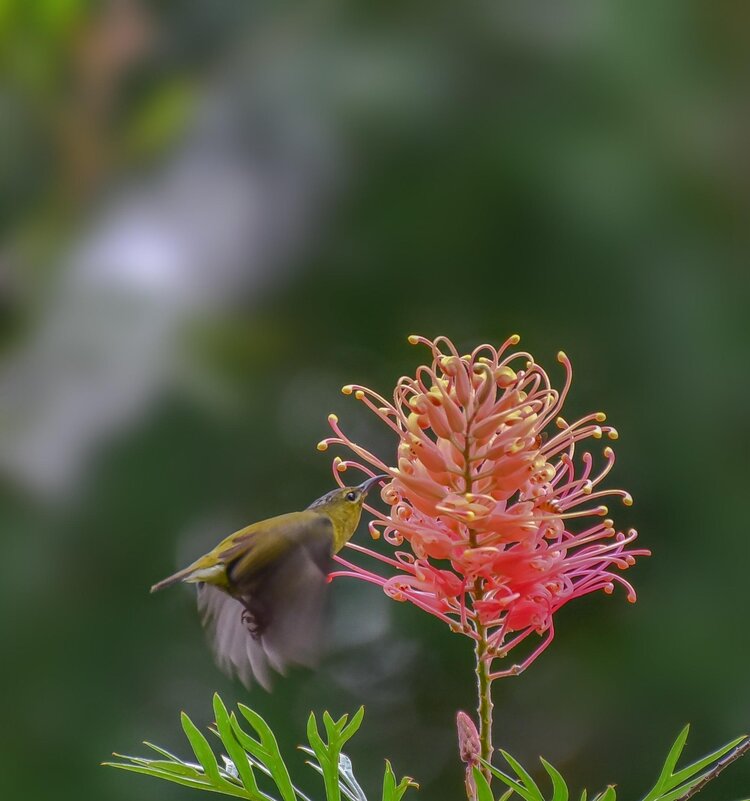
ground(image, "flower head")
xmin=319 ymin=335 xmax=648 ymax=677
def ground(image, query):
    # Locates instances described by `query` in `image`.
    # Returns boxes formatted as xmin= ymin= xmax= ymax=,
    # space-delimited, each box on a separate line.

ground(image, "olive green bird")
xmin=151 ymin=475 xmax=386 ymax=690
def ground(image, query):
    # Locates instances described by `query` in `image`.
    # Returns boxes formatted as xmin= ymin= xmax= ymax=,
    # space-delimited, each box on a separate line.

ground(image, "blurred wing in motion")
xmin=197 ymin=516 xmax=335 ymax=690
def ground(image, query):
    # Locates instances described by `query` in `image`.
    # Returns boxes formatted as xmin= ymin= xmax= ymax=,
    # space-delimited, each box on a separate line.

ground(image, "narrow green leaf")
xmin=382 ymin=760 xmax=417 ymax=801
xmin=143 ymin=741 xmax=188 ymax=763
xmin=480 ymin=760 xmax=538 ymax=801
xmin=649 ymin=775 xmax=705 ymax=801
xmin=579 ymin=789 xmax=588 ymax=801
xmin=105 ymin=761 xmax=209 ymax=788
xmin=306 ymin=712 xmax=340 ymax=801
xmin=323 ymin=711 xmax=343 ymax=742
xmin=213 ymin=694 xmax=262 ymax=799
xmin=110 ymin=752 xmax=152 ymax=767
xmin=595 ymin=785 xmax=617 ymax=801
xmin=669 ymin=735 xmax=746 ymax=790
xmin=182 ymin=712 xmax=223 ymax=785
xmin=307 ymin=713 xmax=326 ymax=755
xmin=341 ymin=707 xmax=366 ymax=745
xmin=500 ymin=751 xmax=543 ymax=800
xmin=498 ymin=788 xmax=515 ymax=801
xmin=104 ymin=762 xmax=249 ymax=797
xmin=138 ymin=760 xmax=204 ymax=777
xmin=236 ymin=705 xmax=296 ymax=801
xmin=231 ymin=713 xmax=269 ymax=764
xmin=382 ymin=761 xmax=396 ymax=801
xmin=642 ymin=726 xmax=690 ymax=801
xmin=540 ymin=758 xmax=569 ymax=801
xmin=473 ymin=767 xmax=494 ymax=801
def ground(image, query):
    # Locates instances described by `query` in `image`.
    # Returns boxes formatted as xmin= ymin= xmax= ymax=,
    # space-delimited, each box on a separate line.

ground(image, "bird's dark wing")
xmin=197 ymin=514 xmax=334 ymax=690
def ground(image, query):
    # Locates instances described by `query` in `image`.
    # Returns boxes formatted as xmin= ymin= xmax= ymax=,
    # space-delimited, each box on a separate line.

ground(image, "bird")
xmin=150 ymin=474 xmax=387 ymax=689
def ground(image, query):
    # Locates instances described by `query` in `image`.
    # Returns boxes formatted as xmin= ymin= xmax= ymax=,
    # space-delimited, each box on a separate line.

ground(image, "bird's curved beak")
xmin=357 ymin=474 xmax=389 ymax=497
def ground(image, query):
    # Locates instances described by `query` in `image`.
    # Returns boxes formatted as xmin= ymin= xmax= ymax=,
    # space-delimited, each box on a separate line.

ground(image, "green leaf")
xmin=106 ymin=697 xmax=397 ymax=801
xmin=651 ymin=776 xmax=705 ymax=801
xmin=481 ymin=759 xmax=538 ymax=801
xmin=236 ymin=705 xmax=296 ymax=801
xmin=307 ymin=712 xmax=341 ymax=801
xmin=642 ymin=726 xmax=690 ymax=801
xmin=323 ymin=711 xmax=341 ymax=740
xmin=669 ymin=735 xmax=746 ymax=789
xmin=498 ymin=789 xmax=515 ymax=801
xmin=473 ymin=767 xmax=494 ymax=801
xmin=213 ymin=694 xmax=263 ymax=799
xmin=182 ymin=712 xmax=222 ymax=785
xmin=540 ymin=758 xmax=569 ymax=801
xmin=640 ymin=728 xmax=748 ymax=801
xmin=382 ymin=760 xmax=418 ymax=801
xmin=594 ymin=786 xmax=616 ymax=801
xmin=136 ymin=759 xmax=203 ymax=777
xmin=142 ymin=740 xmax=189 ymax=763
xmin=500 ymin=751 xmax=543 ymax=801
xmin=306 ymin=713 xmax=326 ymax=755
xmin=579 ymin=789 xmax=587 ymax=801
xmin=341 ymin=707 xmax=366 ymax=746
xmin=103 ymin=762 xmax=249 ymax=797
xmin=230 ymin=713 xmax=269 ymax=763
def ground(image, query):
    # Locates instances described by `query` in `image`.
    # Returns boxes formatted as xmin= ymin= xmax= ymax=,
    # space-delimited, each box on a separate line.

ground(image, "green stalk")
xmin=474 ymin=619 xmax=494 ymax=777
xmin=463 ymin=400 xmax=495 ymax=783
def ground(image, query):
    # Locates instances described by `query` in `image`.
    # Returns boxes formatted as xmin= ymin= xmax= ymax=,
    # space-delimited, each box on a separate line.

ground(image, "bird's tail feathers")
xmin=150 ymin=566 xmax=196 ymax=593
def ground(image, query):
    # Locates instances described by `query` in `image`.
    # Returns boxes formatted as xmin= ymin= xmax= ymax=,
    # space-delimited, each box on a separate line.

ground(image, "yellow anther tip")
xmin=623 ymin=494 xmax=634 ymax=506
xmin=608 ymin=429 xmax=619 ymax=440
xmin=355 ymin=390 xmax=365 ymax=400
xmin=316 ymin=441 xmax=328 ymax=451
xmin=370 ymin=529 xmax=381 ymax=540
xmin=557 ymin=350 xmax=567 ymax=362
xmin=328 ymin=413 xmax=339 ymax=424
xmin=509 ymin=334 xmax=521 ymax=344
xmin=595 ymin=412 xmax=607 ymax=422
xmin=407 ymin=334 xmax=420 ymax=345
xmin=336 ymin=462 xmax=347 ymax=473
xmin=341 ymin=385 xmax=353 ymax=395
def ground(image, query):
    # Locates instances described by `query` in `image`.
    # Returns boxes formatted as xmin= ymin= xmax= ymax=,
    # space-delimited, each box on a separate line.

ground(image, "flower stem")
xmin=464 ymin=417 xmax=494 ymax=780
xmin=474 ymin=620 xmax=494 ymax=780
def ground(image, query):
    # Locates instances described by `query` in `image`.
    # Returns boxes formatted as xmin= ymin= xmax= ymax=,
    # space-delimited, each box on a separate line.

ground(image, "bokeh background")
xmin=1 ymin=2 xmax=749 ymax=800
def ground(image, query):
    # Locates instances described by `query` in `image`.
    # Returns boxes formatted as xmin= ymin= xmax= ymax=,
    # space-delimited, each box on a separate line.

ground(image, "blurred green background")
xmin=1 ymin=1 xmax=749 ymax=800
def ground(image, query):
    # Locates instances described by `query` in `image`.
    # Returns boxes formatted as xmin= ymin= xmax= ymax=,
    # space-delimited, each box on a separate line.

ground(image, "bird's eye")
xmin=346 ymin=491 xmax=357 ymax=502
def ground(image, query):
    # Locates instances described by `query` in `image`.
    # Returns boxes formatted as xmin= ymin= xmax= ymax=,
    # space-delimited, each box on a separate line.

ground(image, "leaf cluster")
xmin=104 ymin=694 xmax=417 ymax=801
xmin=473 ymin=726 xmax=748 ymax=801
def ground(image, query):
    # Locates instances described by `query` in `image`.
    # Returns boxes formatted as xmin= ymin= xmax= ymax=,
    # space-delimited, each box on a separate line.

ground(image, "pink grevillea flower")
xmin=318 ymin=335 xmax=648 ymax=678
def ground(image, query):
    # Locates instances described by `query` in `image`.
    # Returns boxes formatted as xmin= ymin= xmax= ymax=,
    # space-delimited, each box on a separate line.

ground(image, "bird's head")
xmin=307 ymin=474 xmax=388 ymax=550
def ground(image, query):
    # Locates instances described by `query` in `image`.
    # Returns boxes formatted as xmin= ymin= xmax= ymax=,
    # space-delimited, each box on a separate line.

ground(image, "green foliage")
xmin=104 ymin=693 xmax=417 ymax=801
xmin=477 ymin=727 xmax=749 ymax=801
